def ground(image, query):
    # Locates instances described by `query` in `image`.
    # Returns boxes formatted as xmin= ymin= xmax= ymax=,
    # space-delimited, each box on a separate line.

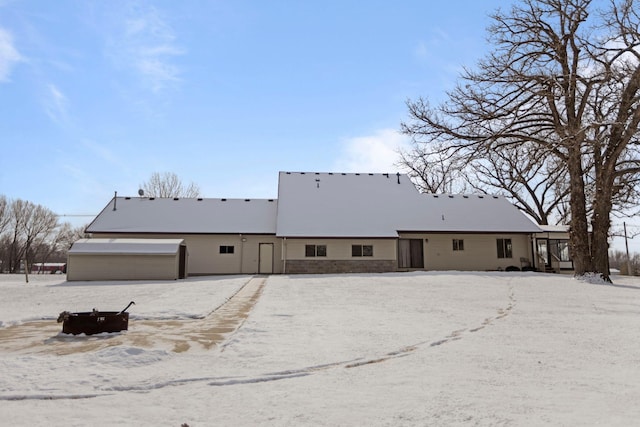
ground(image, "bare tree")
xmin=398 ymin=137 xmax=570 ymax=224
xmin=402 ymin=0 xmax=640 ymax=279
xmin=0 ymin=199 xmax=60 ymax=272
xmin=0 ymin=196 xmax=10 ymax=236
xmin=397 ymin=142 xmax=468 ymax=193
xmin=33 ymin=223 xmax=87 ymax=267
xmin=467 ymin=144 xmax=571 ymax=225
xmin=140 ymin=172 xmax=201 ymax=198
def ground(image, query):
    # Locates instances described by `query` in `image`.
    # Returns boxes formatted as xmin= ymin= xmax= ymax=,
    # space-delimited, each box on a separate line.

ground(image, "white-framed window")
xmin=452 ymin=239 xmax=464 ymax=251
xmin=220 ymin=245 xmax=235 ymax=254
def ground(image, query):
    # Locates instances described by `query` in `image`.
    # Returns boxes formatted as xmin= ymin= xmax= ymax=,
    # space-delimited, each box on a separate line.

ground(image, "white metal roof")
xmin=275 ymin=172 xmax=542 ymax=237
xmin=85 ymin=197 xmax=277 ymax=234
xmin=69 ymin=238 xmax=185 ymax=255
xmin=84 ymin=172 xmax=542 ymax=238
xmin=403 ymin=194 xmax=543 ymax=233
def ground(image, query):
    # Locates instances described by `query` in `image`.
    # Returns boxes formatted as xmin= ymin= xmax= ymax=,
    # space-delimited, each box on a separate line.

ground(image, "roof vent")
xmin=197 ymin=198 xmax=203 ymax=201
xmin=433 ymin=195 xmax=439 ymax=198
xmin=478 ymin=195 xmax=484 ymax=199
xmin=125 ymin=197 xmax=131 ymax=200
xmin=448 ymin=195 xmax=454 ymax=198
xmin=244 ymin=199 xmax=250 ymax=202
xmin=268 ymin=199 xmax=274 ymax=202
xmin=149 ymin=197 xmax=155 ymax=201
xmin=173 ymin=197 xmax=179 ymax=201
xmin=493 ymin=195 xmax=499 ymax=199
xmin=221 ymin=198 xmax=227 ymax=202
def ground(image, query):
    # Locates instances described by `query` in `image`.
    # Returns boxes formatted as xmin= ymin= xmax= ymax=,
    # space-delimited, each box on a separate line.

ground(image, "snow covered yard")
xmin=1 ymin=272 xmax=640 ymax=426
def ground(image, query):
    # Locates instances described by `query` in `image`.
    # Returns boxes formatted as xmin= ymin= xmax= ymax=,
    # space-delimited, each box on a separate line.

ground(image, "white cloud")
xmin=43 ymin=83 xmax=69 ymax=124
xmin=0 ymin=27 xmax=23 ymax=82
xmin=334 ymin=128 xmax=410 ymax=173
xmin=108 ymin=4 xmax=184 ymax=94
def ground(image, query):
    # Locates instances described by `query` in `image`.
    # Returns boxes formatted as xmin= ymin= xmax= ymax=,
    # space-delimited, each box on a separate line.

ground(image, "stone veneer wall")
xmin=285 ymin=259 xmax=397 ymax=274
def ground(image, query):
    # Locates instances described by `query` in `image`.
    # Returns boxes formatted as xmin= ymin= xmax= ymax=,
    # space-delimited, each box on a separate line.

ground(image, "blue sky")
xmin=1 ymin=0 xmax=507 ymax=223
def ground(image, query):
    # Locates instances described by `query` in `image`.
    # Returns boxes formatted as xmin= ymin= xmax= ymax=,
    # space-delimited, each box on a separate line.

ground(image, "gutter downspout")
xmin=239 ymin=234 xmax=244 ymax=274
xmin=283 ymin=237 xmax=287 ymax=274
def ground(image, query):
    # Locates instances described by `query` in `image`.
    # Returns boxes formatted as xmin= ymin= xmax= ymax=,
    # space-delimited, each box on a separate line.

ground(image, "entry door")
xmin=178 ymin=244 xmax=187 ymax=279
xmin=259 ymin=243 xmax=274 ymax=274
xmin=398 ymin=239 xmax=424 ymax=269
xmin=537 ymin=239 xmax=549 ymax=268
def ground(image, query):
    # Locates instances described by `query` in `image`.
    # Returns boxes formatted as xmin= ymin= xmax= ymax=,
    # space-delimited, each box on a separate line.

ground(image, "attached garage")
xmin=67 ymin=238 xmax=187 ymax=281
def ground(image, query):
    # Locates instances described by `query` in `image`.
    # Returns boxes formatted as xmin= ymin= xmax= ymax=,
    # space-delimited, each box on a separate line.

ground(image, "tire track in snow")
xmin=120 ymin=279 xmax=519 ymax=392
xmin=0 ymin=278 xmax=516 ymax=399
xmin=0 ymin=277 xmax=266 ymax=355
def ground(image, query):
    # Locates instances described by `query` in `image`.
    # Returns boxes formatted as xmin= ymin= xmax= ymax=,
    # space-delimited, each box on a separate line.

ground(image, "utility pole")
xmin=624 ymin=222 xmax=632 ymax=275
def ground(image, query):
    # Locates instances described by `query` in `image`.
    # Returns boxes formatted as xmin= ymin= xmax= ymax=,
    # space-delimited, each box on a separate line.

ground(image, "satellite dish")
xmin=138 ymin=189 xmax=144 ymax=196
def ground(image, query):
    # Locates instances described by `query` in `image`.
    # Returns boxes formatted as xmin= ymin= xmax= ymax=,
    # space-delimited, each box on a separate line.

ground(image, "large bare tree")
xmin=140 ymin=172 xmax=201 ymax=198
xmin=402 ymin=0 xmax=640 ymax=279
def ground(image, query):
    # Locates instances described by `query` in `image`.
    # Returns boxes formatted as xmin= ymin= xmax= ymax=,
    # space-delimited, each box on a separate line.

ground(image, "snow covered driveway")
xmin=1 ymin=272 xmax=640 ymax=426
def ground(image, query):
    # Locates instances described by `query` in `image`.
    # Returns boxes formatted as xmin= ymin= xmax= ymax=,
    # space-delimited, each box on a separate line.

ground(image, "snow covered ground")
xmin=1 ymin=271 xmax=640 ymax=426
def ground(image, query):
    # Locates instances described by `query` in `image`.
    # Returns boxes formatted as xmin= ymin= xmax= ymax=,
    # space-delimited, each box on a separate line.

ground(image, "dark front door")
xmin=179 ymin=244 xmax=187 ymax=279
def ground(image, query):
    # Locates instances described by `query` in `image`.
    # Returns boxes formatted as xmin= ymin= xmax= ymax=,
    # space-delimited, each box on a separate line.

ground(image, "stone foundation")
xmin=285 ymin=259 xmax=397 ymax=274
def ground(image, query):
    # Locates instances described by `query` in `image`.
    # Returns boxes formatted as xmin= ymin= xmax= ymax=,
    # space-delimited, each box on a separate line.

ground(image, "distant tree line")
xmin=0 ymin=195 xmax=86 ymax=273
xmin=609 ymin=250 xmax=640 ymax=275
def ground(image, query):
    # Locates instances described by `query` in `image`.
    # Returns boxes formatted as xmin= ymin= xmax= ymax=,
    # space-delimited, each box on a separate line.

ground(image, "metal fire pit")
xmin=57 ymin=301 xmax=135 ymax=335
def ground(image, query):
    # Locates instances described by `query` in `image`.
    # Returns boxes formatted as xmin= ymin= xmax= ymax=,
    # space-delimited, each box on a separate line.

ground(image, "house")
xmin=69 ymin=171 xmax=567 ymax=279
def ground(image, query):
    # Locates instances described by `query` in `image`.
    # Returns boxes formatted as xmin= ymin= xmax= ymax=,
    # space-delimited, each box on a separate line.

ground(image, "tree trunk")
xmin=591 ymin=197 xmax=612 ymax=281
xmin=567 ymin=147 xmax=593 ymax=275
xmin=591 ymin=162 xmax=615 ymax=281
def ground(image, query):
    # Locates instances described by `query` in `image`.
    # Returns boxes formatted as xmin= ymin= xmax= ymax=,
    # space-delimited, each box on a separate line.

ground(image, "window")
xmin=220 ymin=245 xmax=234 ymax=254
xmin=550 ymin=240 xmax=571 ymax=262
xmin=305 ymin=244 xmax=327 ymax=257
xmin=452 ymin=239 xmax=464 ymax=251
xmin=352 ymin=245 xmax=373 ymax=257
xmin=496 ymin=239 xmax=513 ymax=259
